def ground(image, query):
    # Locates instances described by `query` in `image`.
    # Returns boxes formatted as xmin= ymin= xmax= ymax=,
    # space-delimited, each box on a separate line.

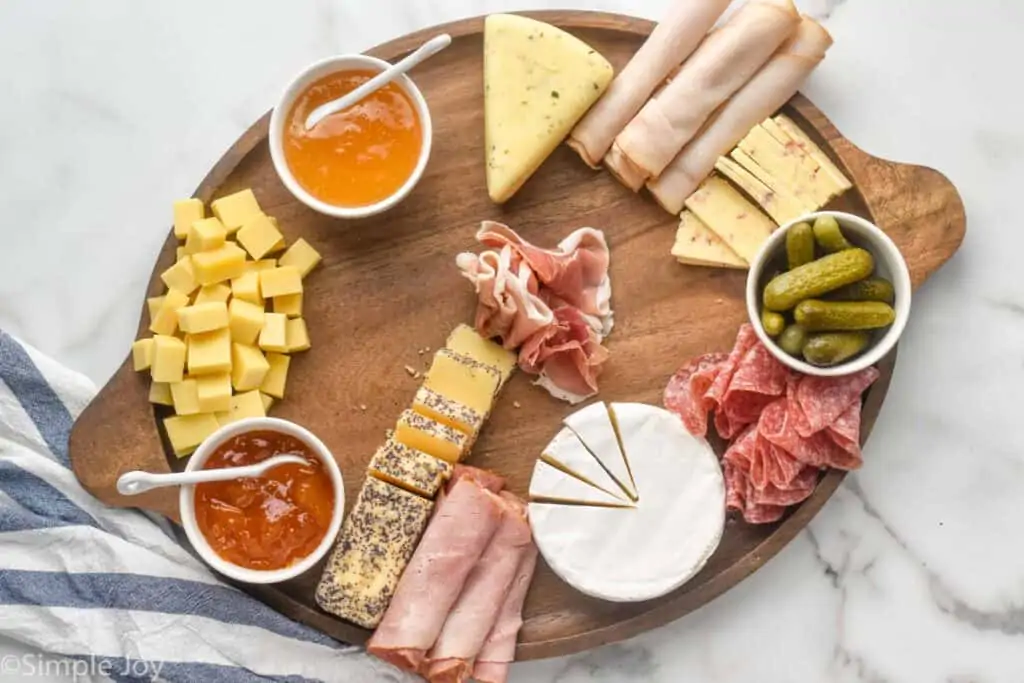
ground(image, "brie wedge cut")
xmin=529 ymin=404 xmax=725 ymax=602
xmin=529 ymin=459 xmax=632 ymax=507
xmin=541 ymin=426 xmax=627 ymax=502
xmin=563 ymin=401 xmax=637 ymax=500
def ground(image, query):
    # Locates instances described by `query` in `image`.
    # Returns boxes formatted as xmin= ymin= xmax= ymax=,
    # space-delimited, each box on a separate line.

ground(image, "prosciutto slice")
xmin=519 ymin=304 xmax=610 ymax=404
xmin=470 ymin=543 xmax=539 ymax=683
xmin=648 ymin=16 xmax=833 ymax=213
xmin=366 ymin=478 xmax=503 ymax=672
xmin=425 ymin=493 xmax=532 ymax=683
xmin=606 ymin=0 xmax=799 ymax=190
xmin=567 ymin=0 xmax=731 ymax=168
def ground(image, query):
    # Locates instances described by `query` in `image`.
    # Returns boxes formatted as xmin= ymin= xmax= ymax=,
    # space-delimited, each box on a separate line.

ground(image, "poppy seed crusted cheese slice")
xmin=368 ymin=437 xmax=452 ymax=498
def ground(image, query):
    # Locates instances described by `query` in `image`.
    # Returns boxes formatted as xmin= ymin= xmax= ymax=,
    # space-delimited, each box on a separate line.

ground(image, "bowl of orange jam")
xmin=179 ymin=417 xmax=345 ymax=584
xmin=269 ymin=55 xmax=432 ymax=219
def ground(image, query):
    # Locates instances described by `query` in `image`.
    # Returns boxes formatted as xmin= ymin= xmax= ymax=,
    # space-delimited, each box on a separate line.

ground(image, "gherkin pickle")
xmin=777 ymin=324 xmax=808 ymax=357
xmin=794 ymin=299 xmax=896 ymax=331
xmin=763 ymin=248 xmax=874 ymax=311
xmin=812 ymin=216 xmax=853 ymax=253
xmin=761 ymin=310 xmax=785 ymax=337
xmin=802 ymin=332 xmax=871 ymax=366
xmin=786 ymin=222 xmax=815 ymax=270
xmin=827 ymin=277 xmax=895 ymax=304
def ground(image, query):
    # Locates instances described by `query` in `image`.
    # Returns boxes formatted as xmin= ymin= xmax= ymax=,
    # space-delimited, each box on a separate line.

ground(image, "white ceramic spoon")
xmin=116 ymin=454 xmax=308 ymax=496
xmin=303 ymin=33 xmax=452 ymax=130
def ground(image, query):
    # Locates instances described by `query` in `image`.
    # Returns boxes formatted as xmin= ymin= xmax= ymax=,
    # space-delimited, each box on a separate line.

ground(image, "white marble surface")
xmin=2 ymin=0 xmax=1023 ymax=681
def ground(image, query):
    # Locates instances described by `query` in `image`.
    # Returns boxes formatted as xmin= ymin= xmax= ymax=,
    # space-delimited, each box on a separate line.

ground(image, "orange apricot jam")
xmin=194 ymin=430 xmax=334 ymax=571
xmin=283 ymin=69 xmax=423 ymax=207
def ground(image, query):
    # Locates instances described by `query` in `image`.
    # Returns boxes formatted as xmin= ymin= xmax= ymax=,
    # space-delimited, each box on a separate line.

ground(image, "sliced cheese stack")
xmin=528 ymin=402 xmax=726 ymax=602
xmin=133 ymin=189 xmax=322 ymax=456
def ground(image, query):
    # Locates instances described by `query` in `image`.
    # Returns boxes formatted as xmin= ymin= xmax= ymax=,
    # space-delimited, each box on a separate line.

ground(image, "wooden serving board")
xmin=68 ymin=11 xmax=965 ymax=660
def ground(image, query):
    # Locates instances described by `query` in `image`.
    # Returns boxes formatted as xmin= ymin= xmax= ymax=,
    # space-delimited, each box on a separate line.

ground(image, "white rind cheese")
xmin=529 ymin=459 xmax=631 ymax=507
xmin=541 ymin=426 xmax=627 ymax=502
xmin=564 ymin=401 xmax=636 ymax=500
xmin=529 ymin=404 xmax=725 ymax=602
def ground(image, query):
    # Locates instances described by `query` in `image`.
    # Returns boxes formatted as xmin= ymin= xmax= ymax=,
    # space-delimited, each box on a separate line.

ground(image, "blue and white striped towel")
xmin=0 ymin=331 xmax=413 ymax=682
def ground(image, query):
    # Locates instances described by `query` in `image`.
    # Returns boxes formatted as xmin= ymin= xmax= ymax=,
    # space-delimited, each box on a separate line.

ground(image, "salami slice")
xmin=765 ymin=439 xmax=805 ymax=488
xmin=723 ymin=463 xmax=747 ymax=512
xmin=747 ymin=466 xmax=819 ymax=507
xmin=722 ymin=424 xmax=757 ymax=473
xmin=826 ymin=400 xmax=862 ymax=455
xmin=705 ymin=324 xmax=758 ymax=411
xmin=664 ymin=352 xmax=728 ymax=437
xmin=742 ymin=501 xmax=786 ymax=524
xmin=794 ymin=367 xmax=879 ymax=437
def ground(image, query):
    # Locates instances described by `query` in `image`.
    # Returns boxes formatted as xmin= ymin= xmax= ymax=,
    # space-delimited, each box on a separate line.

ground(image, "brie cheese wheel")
xmin=529 ymin=459 xmax=632 ymax=507
xmin=564 ymin=401 xmax=636 ymax=500
xmin=542 ymin=426 xmax=627 ymax=502
xmin=530 ymin=404 xmax=725 ymax=602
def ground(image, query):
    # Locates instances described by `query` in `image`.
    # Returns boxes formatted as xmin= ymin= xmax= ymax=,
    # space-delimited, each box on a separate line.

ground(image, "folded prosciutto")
xmin=606 ymin=0 xmax=800 ymax=190
xmin=366 ymin=478 xmax=503 ymax=672
xmin=425 ymin=493 xmax=532 ymax=683
xmin=567 ymin=0 xmax=731 ymax=168
xmin=471 ymin=543 xmax=538 ymax=683
xmin=648 ymin=17 xmax=833 ymax=213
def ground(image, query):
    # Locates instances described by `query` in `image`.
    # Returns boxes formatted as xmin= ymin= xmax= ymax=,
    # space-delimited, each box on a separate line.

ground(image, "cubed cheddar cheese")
xmin=177 ymin=302 xmax=229 ymax=334
xmin=187 ymin=328 xmax=231 ymax=376
xmin=132 ymin=338 xmax=154 ymax=371
xmin=215 ymin=389 xmax=266 ymax=426
xmin=184 ymin=217 xmax=228 ymax=255
xmin=259 ymin=266 xmax=303 ymax=298
xmin=236 ymin=213 xmax=284 ymax=260
xmin=231 ymin=343 xmax=270 ymax=392
xmin=368 ymin=437 xmax=452 ymax=498
xmin=259 ymin=392 xmax=274 ymax=412
xmin=260 ymin=352 xmax=290 ymax=399
xmin=315 ymin=477 xmax=433 ymax=629
xmin=146 ymin=296 xmax=165 ymax=320
xmin=228 ymin=298 xmax=265 ymax=346
xmin=164 ymin=413 xmax=220 ymax=457
xmin=445 ymin=324 xmax=517 ymax=388
xmin=192 ymin=243 xmax=247 ymax=285
xmin=412 ymin=386 xmax=483 ymax=438
xmin=194 ymin=283 xmax=231 ymax=306
xmin=176 ymin=246 xmax=187 ymax=261
xmin=259 ymin=313 xmax=289 ymax=353
xmin=211 ymin=189 xmax=261 ymax=233
xmin=278 ymin=238 xmax=322 ymax=278
xmin=148 ymin=381 xmax=174 ymax=406
xmin=173 ymin=198 xmax=204 ymax=240
xmin=151 ymin=335 xmax=187 ymax=383
xmin=195 ymin=373 xmax=232 ymax=413
xmin=285 ymin=317 xmax=310 ymax=352
xmin=394 ymin=410 xmax=468 ymax=463
xmin=160 ymin=256 xmax=198 ymax=295
xmin=422 ymin=349 xmax=501 ymax=416
xmin=149 ymin=289 xmax=190 ymax=336
xmin=170 ymin=379 xmax=200 ymax=416
xmin=243 ymin=259 xmax=277 ymax=274
xmin=272 ymin=293 xmax=302 ymax=318
xmin=230 ymin=271 xmax=262 ymax=305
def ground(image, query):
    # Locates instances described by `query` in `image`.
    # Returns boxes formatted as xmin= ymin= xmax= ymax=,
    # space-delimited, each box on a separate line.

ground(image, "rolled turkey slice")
xmin=567 ymin=0 xmax=731 ymax=168
xmin=470 ymin=543 xmax=539 ymax=683
xmin=648 ymin=17 xmax=833 ymax=214
xmin=425 ymin=493 xmax=533 ymax=683
xmin=366 ymin=478 xmax=503 ymax=673
xmin=607 ymin=0 xmax=799 ymax=190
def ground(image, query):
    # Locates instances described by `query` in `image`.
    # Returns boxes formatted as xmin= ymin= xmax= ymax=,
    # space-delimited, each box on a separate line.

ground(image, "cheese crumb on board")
xmin=483 ymin=14 xmax=614 ymax=203
xmin=684 ymin=175 xmax=775 ymax=264
xmin=671 ymin=211 xmax=748 ymax=270
xmin=367 ymin=437 xmax=452 ymax=498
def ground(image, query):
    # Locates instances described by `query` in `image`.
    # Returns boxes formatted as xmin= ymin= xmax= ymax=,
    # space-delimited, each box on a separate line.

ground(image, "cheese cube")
xmin=173 ymin=198 xmax=205 ymax=239
xmin=215 ymin=389 xmax=266 ymax=426
xmin=170 ymin=379 xmax=201 ymax=416
xmin=231 ymin=343 xmax=270 ymax=392
xmin=184 ymin=217 xmax=228 ymax=255
xmin=163 ymin=413 xmax=220 ymax=457
xmin=259 ymin=266 xmax=302 ymax=298
xmin=272 ymin=293 xmax=303 ymax=318
xmin=228 ymin=298 xmax=265 ymax=345
xmin=315 ymin=477 xmax=433 ymax=629
xmin=194 ymin=283 xmax=231 ymax=306
xmin=151 ymin=335 xmax=187 ymax=383
xmin=285 ymin=317 xmax=310 ymax=352
xmin=160 ymin=256 xmax=198 ymax=295
xmin=149 ymin=289 xmax=190 ymax=336
xmin=445 ymin=324 xmax=517 ymax=388
xmin=187 ymin=328 xmax=231 ymax=376
xmin=260 ymin=352 xmax=290 ymax=398
xmin=412 ymin=386 xmax=483 ymax=438
xmin=146 ymin=296 xmax=165 ymax=320
xmin=243 ymin=259 xmax=277 ymax=274
xmin=149 ymin=381 xmax=174 ymax=406
xmin=176 ymin=246 xmax=187 ymax=261
xmin=177 ymin=302 xmax=229 ymax=334
xmin=394 ymin=410 xmax=468 ymax=463
xmin=192 ymin=243 xmax=247 ymax=285
xmin=230 ymin=271 xmax=263 ymax=305
xmin=260 ymin=392 xmax=274 ymax=412
xmin=236 ymin=213 xmax=285 ymax=261
xmin=278 ymin=238 xmax=322 ymax=277
xmin=195 ymin=373 xmax=232 ymax=413
xmin=131 ymin=338 xmax=154 ymax=371
xmin=368 ymin=438 xmax=452 ymax=498
xmin=422 ymin=349 xmax=501 ymax=415
xmin=211 ymin=189 xmax=261 ymax=233
xmin=259 ymin=313 xmax=289 ymax=352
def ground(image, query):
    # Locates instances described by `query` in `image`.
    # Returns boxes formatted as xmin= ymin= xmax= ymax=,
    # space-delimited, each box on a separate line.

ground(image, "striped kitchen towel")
xmin=0 ymin=330 xmax=413 ymax=683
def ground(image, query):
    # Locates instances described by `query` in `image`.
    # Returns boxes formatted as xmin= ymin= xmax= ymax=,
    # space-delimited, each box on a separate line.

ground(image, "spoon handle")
xmin=116 ymin=455 xmax=307 ymax=496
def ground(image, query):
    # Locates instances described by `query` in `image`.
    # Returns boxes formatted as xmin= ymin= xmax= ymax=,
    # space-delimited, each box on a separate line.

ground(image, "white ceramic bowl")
xmin=746 ymin=210 xmax=912 ymax=377
xmin=179 ymin=417 xmax=345 ymax=584
xmin=268 ymin=54 xmax=433 ymax=219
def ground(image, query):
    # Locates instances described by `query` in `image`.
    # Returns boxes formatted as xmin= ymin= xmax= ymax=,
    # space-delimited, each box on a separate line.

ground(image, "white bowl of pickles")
xmin=746 ymin=211 xmax=912 ymax=377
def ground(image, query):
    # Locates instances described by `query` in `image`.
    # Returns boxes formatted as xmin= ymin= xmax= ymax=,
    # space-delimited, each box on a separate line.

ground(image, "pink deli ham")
xmin=367 ymin=478 xmax=503 ymax=672
xmin=471 ymin=544 xmax=539 ymax=683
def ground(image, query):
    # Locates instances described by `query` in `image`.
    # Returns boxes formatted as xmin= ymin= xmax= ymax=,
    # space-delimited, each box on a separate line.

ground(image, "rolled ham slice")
xmin=606 ymin=0 xmax=800 ymax=190
xmin=648 ymin=17 xmax=833 ymax=214
xmin=471 ymin=543 xmax=539 ymax=683
xmin=449 ymin=464 xmax=505 ymax=494
xmin=367 ymin=478 xmax=503 ymax=673
xmin=567 ymin=0 xmax=731 ymax=168
xmin=425 ymin=493 xmax=532 ymax=683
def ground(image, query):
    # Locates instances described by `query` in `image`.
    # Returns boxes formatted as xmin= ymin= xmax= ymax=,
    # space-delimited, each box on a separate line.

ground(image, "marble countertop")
xmin=3 ymin=0 xmax=1023 ymax=680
